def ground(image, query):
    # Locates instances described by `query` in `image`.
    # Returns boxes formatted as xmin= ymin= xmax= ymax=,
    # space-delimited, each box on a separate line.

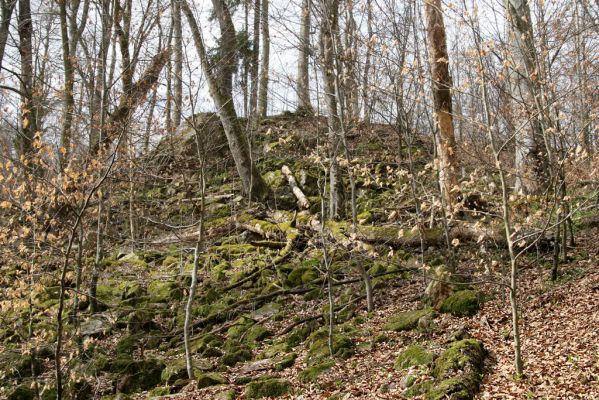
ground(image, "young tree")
xmin=319 ymin=0 xmax=343 ymax=219
xmin=424 ymin=0 xmax=461 ymax=211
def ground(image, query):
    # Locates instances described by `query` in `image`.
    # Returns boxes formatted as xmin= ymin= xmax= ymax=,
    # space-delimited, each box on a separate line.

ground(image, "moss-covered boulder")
xmin=220 ymin=348 xmax=252 ymax=367
xmin=110 ymin=357 xmax=164 ymax=393
xmin=245 ymin=324 xmax=273 ymax=344
xmin=299 ymin=360 xmax=335 ymax=382
xmin=0 ymin=351 xmax=42 ymax=379
xmin=394 ymin=345 xmax=434 ymax=370
xmin=197 ymin=372 xmax=227 ymax=388
xmin=275 ymin=353 xmax=297 ymax=371
xmin=127 ymin=309 xmax=156 ymax=333
xmin=80 ymin=315 xmax=112 ymax=338
xmin=7 ymin=384 xmax=35 ymax=400
xmin=384 ymin=308 xmax=433 ymax=332
xmin=439 ymin=290 xmax=480 ymax=317
xmin=116 ymin=334 xmax=142 ymax=356
xmin=245 ymin=378 xmax=291 ymax=399
xmin=306 ymin=329 xmax=354 ymax=366
xmin=426 ymin=339 xmax=486 ymax=400
xmin=148 ymin=280 xmax=182 ymax=303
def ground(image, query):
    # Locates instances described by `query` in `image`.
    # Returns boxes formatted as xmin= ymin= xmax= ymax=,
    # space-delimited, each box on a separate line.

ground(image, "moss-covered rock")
xmin=7 ymin=384 xmax=35 ymax=400
xmin=274 ymin=352 xmax=297 ymax=371
xmin=394 ymin=345 xmax=434 ymax=369
xmin=439 ymin=290 xmax=480 ymax=317
xmin=196 ymin=372 xmax=227 ymax=388
xmin=127 ymin=309 xmax=155 ymax=333
xmin=245 ymin=324 xmax=273 ymax=344
xmin=383 ymin=308 xmax=433 ymax=332
xmin=148 ymin=280 xmax=182 ymax=303
xmin=286 ymin=265 xmax=318 ymax=287
xmin=148 ymin=386 xmax=171 ymax=397
xmin=245 ymin=378 xmax=291 ymax=399
xmin=116 ymin=334 xmax=142 ymax=355
xmin=426 ymin=339 xmax=486 ymax=400
xmin=220 ymin=349 xmax=252 ymax=367
xmin=110 ymin=357 xmax=164 ymax=393
xmin=306 ymin=329 xmax=354 ymax=365
xmin=0 ymin=351 xmax=41 ymax=379
xmin=299 ymin=360 xmax=335 ymax=382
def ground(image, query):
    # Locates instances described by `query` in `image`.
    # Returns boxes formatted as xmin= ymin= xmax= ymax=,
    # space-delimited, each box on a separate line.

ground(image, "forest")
xmin=0 ymin=0 xmax=597 ymax=399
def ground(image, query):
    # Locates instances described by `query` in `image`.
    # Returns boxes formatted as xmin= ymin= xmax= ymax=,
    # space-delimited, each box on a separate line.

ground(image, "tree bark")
xmin=17 ymin=0 xmax=38 ymax=158
xmin=505 ymin=0 xmax=547 ymax=195
xmin=181 ymin=0 xmax=270 ymax=201
xmin=319 ymin=0 xmax=343 ymax=219
xmin=296 ymin=0 xmax=312 ymax=113
xmin=0 ymin=0 xmax=16 ymax=73
xmin=172 ymin=0 xmax=183 ymax=127
xmin=424 ymin=0 xmax=460 ymax=211
xmin=257 ymin=0 xmax=269 ymax=117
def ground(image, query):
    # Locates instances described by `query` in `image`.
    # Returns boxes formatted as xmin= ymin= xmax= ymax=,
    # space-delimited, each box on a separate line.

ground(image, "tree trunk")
xmin=17 ymin=0 xmax=38 ymax=158
xmin=249 ymin=0 xmax=260 ymax=117
xmin=173 ymin=0 xmax=183 ymax=127
xmin=0 ymin=0 xmax=16 ymax=73
xmin=257 ymin=0 xmax=269 ymax=117
xmin=319 ymin=0 xmax=343 ymax=219
xmin=296 ymin=0 xmax=312 ymax=113
xmin=505 ymin=0 xmax=547 ymax=195
xmin=424 ymin=0 xmax=460 ymax=211
xmin=181 ymin=0 xmax=270 ymax=201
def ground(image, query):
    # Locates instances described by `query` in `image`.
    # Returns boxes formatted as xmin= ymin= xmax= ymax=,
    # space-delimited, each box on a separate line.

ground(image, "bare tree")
xmin=319 ymin=0 xmax=343 ymax=219
xmin=181 ymin=0 xmax=270 ymax=201
xmin=424 ymin=0 xmax=461 ymax=211
xmin=257 ymin=0 xmax=269 ymax=117
xmin=296 ymin=0 xmax=312 ymax=113
xmin=505 ymin=0 xmax=547 ymax=195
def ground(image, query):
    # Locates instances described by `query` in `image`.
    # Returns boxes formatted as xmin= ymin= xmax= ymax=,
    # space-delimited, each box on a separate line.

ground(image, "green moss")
xmin=220 ymin=349 xmax=252 ymax=367
xmin=148 ymin=387 xmax=171 ymax=397
xmin=196 ymin=372 xmax=227 ymax=388
xmin=287 ymin=265 xmax=318 ymax=287
xmin=285 ymin=325 xmax=314 ymax=348
xmin=394 ymin=345 xmax=434 ymax=369
xmin=306 ymin=329 xmax=354 ymax=365
xmin=439 ymin=290 xmax=480 ymax=317
xmin=8 ymin=384 xmax=35 ymax=400
xmin=245 ymin=378 xmax=291 ymax=399
xmin=426 ymin=377 xmax=471 ymax=400
xmin=299 ymin=360 xmax=335 ymax=382
xmin=245 ymin=324 xmax=272 ymax=344
xmin=383 ymin=308 xmax=433 ymax=332
xmin=162 ymin=255 xmax=179 ymax=267
xmin=404 ymin=381 xmax=433 ymax=398
xmin=213 ymin=243 xmax=258 ymax=256
xmin=357 ymin=210 xmax=373 ymax=224
xmin=148 ymin=280 xmax=182 ymax=303
xmin=275 ymin=353 xmax=297 ymax=371
xmin=263 ymin=170 xmax=286 ymax=188
xmin=111 ymin=357 xmax=164 ymax=393
xmin=116 ymin=334 xmax=142 ymax=355
xmin=432 ymin=339 xmax=485 ymax=379
xmin=161 ymin=359 xmax=188 ymax=384
xmin=0 ymin=352 xmax=41 ymax=379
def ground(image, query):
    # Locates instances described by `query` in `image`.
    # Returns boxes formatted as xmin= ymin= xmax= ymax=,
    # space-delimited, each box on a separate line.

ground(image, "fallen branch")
xmin=282 ymin=165 xmax=310 ymax=209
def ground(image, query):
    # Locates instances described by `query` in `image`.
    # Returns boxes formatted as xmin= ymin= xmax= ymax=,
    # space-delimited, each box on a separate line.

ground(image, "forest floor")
xmin=1 ymin=114 xmax=598 ymax=400
xmin=166 ymin=227 xmax=599 ymax=400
